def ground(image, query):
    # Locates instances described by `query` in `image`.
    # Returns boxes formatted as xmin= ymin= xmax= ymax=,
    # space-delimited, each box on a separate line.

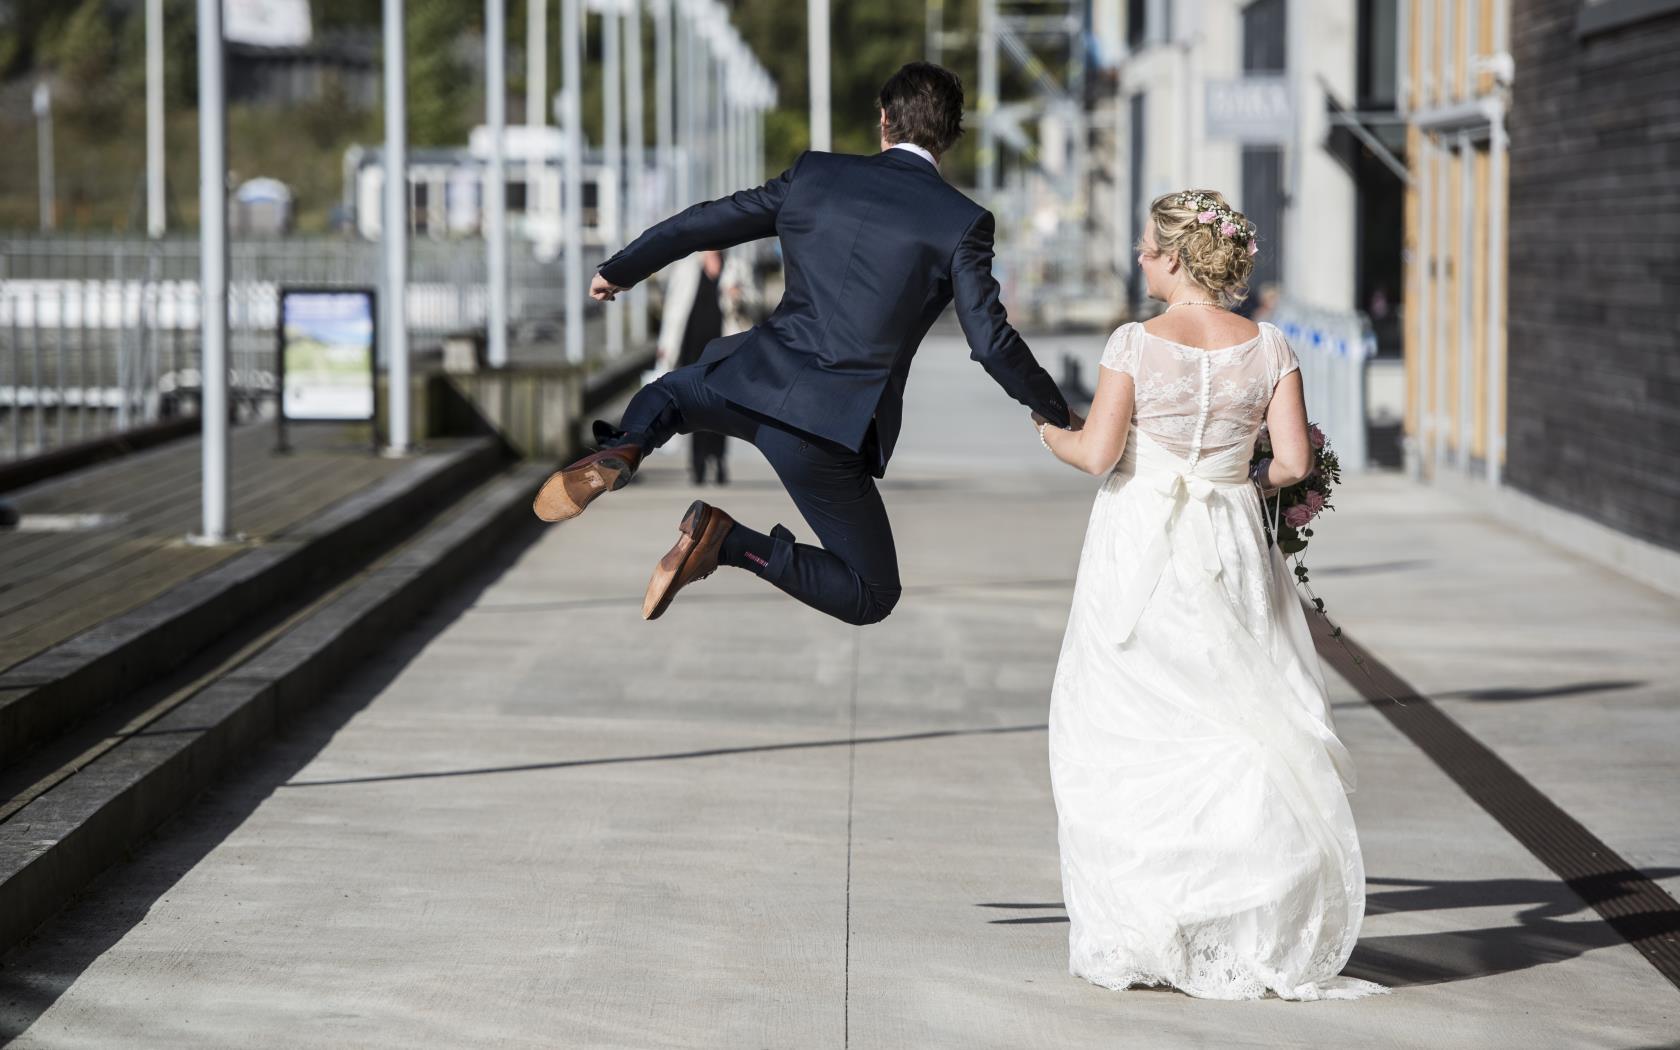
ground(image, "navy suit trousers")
xmin=614 ymin=365 xmax=902 ymax=626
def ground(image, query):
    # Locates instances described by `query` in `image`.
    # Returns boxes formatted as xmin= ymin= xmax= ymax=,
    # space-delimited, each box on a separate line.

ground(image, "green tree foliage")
xmin=45 ymin=0 xmax=123 ymax=131
xmin=49 ymin=0 xmax=115 ymax=96
xmin=407 ymin=0 xmax=476 ymax=146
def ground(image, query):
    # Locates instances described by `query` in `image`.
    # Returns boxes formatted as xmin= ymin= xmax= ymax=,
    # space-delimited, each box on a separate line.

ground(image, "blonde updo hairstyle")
xmin=1147 ymin=190 xmax=1258 ymax=307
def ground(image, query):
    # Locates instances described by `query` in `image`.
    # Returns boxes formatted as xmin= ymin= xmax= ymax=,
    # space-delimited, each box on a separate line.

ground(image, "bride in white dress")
xmin=1033 ymin=190 xmax=1385 ymax=1001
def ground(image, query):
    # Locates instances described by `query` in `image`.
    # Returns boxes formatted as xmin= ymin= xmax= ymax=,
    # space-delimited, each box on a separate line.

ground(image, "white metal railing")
xmin=1272 ymin=298 xmax=1377 ymax=471
xmin=0 ymin=234 xmax=579 ymax=462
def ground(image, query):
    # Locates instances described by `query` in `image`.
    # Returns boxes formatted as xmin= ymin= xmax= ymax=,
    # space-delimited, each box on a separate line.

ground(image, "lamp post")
xmin=383 ymin=0 xmax=410 ymax=453
xmin=808 ymin=0 xmax=830 ymax=151
xmin=194 ymin=0 xmax=230 ymax=542
xmin=486 ymin=0 xmax=510 ymax=368
xmin=33 ymin=82 xmax=54 ymax=232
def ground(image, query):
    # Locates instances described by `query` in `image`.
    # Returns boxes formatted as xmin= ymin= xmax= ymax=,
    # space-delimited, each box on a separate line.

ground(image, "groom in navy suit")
xmin=533 ymin=62 xmax=1076 ymax=625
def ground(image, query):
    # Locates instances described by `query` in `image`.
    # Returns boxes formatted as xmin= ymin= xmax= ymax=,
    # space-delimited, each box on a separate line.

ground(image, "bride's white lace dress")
xmin=1048 ymin=322 xmax=1386 ymax=1001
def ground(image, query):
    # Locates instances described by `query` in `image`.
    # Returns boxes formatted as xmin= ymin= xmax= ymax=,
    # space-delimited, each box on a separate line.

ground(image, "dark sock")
xmin=720 ymin=522 xmax=775 ymax=575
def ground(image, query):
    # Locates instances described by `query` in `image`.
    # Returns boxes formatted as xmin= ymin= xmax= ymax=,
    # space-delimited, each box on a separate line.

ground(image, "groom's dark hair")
xmin=877 ymin=62 xmax=965 ymax=156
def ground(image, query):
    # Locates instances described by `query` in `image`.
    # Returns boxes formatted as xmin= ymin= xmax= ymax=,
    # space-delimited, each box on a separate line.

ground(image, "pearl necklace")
xmin=1165 ymin=300 xmax=1222 ymax=311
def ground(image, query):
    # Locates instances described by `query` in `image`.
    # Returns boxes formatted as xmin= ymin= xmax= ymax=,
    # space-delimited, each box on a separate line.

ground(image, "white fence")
xmin=0 ymin=234 xmax=580 ymax=462
xmin=1271 ymin=298 xmax=1378 ymax=471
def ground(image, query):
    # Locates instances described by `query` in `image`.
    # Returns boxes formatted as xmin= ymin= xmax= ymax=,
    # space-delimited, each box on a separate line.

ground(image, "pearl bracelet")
xmin=1038 ymin=421 xmax=1052 ymax=451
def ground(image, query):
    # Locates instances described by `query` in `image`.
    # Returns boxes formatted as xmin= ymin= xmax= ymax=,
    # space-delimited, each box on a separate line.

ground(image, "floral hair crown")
xmin=1173 ymin=192 xmax=1260 ymax=257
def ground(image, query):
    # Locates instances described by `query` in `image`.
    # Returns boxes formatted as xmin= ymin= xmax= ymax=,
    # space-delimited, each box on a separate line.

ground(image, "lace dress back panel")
xmin=1099 ymin=321 xmax=1299 ymax=462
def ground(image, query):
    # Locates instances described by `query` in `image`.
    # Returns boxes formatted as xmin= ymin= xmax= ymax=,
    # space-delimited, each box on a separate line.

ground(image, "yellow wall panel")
xmin=1472 ymin=147 xmax=1490 ymax=460
xmin=1447 ymin=147 xmax=1463 ymax=459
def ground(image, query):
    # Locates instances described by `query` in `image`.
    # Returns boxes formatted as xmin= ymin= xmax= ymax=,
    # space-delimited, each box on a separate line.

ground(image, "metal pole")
xmin=698 ymin=20 xmax=714 ymax=197
xmin=625 ymin=0 xmax=649 ymax=344
xmin=1486 ymin=3 xmax=1509 ymax=487
xmin=1457 ymin=127 xmax=1473 ymax=473
xmin=1433 ymin=137 xmax=1450 ymax=475
xmin=655 ymin=0 xmax=674 ymax=217
xmin=528 ymin=0 xmax=548 ymax=126
xmin=383 ymin=0 xmax=410 ymax=453
xmin=147 ymin=0 xmax=166 ymax=237
xmin=676 ymin=4 xmax=692 ymax=206
xmin=604 ymin=1 xmax=625 ymax=356
xmin=1414 ymin=134 xmax=1432 ymax=477
xmin=487 ymin=0 xmax=510 ymax=368
xmin=808 ymin=0 xmax=831 ymax=152
xmin=703 ymin=12 xmax=717 ymax=195
xmin=34 ymin=83 xmax=54 ymax=232
xmin=562 ymin=0 xmax=585 ymax=363
xmin=196 ymin=0 xmax=230 ymax=541
xmin=978 ymin=0 xmax=997 ymax=196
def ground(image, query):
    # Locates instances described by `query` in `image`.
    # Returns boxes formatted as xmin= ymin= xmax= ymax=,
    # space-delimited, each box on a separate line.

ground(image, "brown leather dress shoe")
xmin=532 ymin=444 xmax=645 ymax=522
xmin=643 ymin=500 xmax=735 ymax=620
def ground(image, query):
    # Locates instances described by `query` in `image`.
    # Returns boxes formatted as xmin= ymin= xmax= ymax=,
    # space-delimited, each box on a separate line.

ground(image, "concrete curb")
xmin=0 ymin=438 xmax=505 ymax=768
xmin=0 ymin=461 xmax=552 ymax=953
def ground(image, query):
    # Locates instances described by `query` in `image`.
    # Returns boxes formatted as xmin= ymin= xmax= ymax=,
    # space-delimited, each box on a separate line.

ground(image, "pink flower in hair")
xmin=1198 ymin=209 xmax=1217 ymax=223
xmin=1220 ymin=221 xmax=1238 ymax=238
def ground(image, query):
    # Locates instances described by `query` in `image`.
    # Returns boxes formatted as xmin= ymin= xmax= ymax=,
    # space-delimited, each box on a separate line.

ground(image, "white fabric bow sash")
xmin=1112 ymin=431 xmax=1250 ymax=644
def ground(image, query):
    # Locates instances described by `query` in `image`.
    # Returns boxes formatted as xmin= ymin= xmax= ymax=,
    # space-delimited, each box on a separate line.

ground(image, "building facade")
xmin=1403 ymin=0 xmax=1680 ymax=554
xmin=1400 ymin=0 xmax=1512 ymax=484
xmin=1504 ymin=0 xmax=1680 ymax=551
xmin=1094 ymin=0 xmax=1404 ymax=322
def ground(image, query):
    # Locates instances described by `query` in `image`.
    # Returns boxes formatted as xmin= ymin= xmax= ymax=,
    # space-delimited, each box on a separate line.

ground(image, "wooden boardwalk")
xmin=0 ymin=423 xmax=406 ymax=675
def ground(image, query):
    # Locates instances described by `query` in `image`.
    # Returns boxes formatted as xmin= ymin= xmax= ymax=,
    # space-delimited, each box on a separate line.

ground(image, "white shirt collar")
xmin=887 ymin=142 xmax=940 ymax=171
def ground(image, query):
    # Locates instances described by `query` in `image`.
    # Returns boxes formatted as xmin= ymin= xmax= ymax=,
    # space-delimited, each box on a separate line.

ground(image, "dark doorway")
xmin=1241 ymin=0 xmax=1289 ymax=296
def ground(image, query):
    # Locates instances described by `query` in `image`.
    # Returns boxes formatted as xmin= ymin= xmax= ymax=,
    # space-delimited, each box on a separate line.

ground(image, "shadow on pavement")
xmin=1432 ymin=680 xmax=1646 ymax=703
xmin=1311 ymin=559 xmax=1433 ymax=577
xmin=974 ymin=872 xmax=1680 ymax=989
xmin=463 ymin=576 xmax=1077 ymax=616
xmin=0 ymin=518 xmax=551 ymax=1044
xmin=978 ymin=902 xmax=1069 ymax=925
xmin=1346 ymin=872 xmax=1680 ymax=987
xmin=1330 ymin=678 xmax=1647 ymax=712
xmin=281 ymin=723 xmax=1051 ymax=788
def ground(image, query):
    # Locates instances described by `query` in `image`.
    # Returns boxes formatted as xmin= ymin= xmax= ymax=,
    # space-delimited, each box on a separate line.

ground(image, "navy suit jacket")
xmin=597 ymin=149 xmax=1072 ymax=477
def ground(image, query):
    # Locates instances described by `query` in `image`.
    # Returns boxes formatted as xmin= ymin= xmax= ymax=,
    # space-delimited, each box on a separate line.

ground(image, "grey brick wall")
xmin=1505 ymin=0 xmax=1680 ymax=551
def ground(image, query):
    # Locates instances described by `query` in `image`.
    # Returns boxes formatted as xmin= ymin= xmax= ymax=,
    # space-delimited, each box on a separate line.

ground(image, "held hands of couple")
xmin=1032 ymin=409 xmax=1086 ymax=432
xmin=591 ymin=273 xmax=629 ymax=302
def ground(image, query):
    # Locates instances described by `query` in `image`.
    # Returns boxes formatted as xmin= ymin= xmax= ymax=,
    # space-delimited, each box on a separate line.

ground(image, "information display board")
xmin=278 ymin=287 xmax=377 ymax=423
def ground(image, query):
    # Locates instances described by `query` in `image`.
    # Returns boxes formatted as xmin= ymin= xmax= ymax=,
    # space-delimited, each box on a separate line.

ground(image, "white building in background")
xmin=1091 ymin=0 xmax=1405 ymax=326
xmin=345 ymin=126 xmax=657 ymax=260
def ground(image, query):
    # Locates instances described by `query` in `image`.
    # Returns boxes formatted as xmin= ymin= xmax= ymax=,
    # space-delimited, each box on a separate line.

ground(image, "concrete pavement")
xmin=1 ymin=330 xmax=1676 ymax=1048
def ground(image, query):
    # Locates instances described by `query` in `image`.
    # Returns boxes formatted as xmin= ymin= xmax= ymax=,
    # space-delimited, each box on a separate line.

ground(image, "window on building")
xmin=1126 ymin=0 xmax=1148 ymax=49
xmin=1242 ymin=0 xmax=1288 ymax=296
xmin=1358 ymin=0 xmax=1399 ymax=110
xmin=507 ymin=180 xmax=528 ymax=213
xmin=1242 ymin=0 xmax=1287 ymax=73
xmin=1128 ymin=92 xmax=1147 ymax=312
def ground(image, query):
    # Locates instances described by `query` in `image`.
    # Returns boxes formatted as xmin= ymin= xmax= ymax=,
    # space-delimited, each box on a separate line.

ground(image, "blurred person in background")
xmin=656 ymin=250 xmax=760 ymax=486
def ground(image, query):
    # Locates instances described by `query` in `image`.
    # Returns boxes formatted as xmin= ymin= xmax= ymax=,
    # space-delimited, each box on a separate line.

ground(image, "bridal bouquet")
xmin=1252 ymin=422 xmax=1341 ymax=559
xmin=1252 ymin=422 xmax=1359 ymax=649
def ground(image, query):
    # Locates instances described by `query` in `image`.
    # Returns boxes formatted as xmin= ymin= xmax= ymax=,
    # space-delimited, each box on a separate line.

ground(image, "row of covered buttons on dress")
xmin=1186 ymin=353 xmax=1212 ymax=468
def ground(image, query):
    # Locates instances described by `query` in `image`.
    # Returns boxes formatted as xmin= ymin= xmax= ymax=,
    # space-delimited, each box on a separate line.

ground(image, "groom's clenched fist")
xmin=591 ymin=273 xmax=628 ymax=302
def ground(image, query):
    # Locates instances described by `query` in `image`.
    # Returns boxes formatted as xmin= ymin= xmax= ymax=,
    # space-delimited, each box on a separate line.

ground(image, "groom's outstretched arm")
xmin=597 ymin=152 xmax=808 ymax=290
xmin=952 ymin=210 xmax=1072 ymax=428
